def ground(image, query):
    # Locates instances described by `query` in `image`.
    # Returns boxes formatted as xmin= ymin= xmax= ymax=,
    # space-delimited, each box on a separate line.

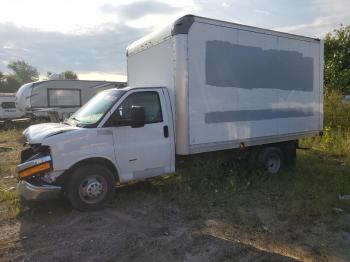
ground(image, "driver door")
xmin=109 ymin=88 xmax=174 ymax=182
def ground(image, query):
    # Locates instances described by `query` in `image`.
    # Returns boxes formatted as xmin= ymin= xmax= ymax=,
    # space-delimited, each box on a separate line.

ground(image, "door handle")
xmin=163 ymin=125 xmax=169 ymax=138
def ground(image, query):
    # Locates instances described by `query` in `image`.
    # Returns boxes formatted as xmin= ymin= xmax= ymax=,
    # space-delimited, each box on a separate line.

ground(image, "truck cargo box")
xmin=127 ymin=15 xmax=323 ymax=155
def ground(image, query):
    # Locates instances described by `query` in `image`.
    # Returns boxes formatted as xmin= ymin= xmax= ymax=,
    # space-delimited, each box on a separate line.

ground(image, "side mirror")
xmin=130 ymin=106 xmax=145 ymax=128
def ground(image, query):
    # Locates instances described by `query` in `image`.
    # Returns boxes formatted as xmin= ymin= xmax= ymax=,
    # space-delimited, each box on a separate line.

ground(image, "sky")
xmin=0 ymin=0 xmax=349 ymax=81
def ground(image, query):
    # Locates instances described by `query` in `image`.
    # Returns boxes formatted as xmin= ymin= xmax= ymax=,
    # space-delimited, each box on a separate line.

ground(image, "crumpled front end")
xmin=23 ymin=122 xmax=79 ymax=144
xmin=18 ymin=180 xmax=61 ymax=201
xmin=17 ymin=143 xmax=62 ymax=201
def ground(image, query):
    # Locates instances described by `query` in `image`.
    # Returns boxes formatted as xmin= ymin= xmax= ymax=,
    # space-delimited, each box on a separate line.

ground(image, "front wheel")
xmin=67 ymin=165 xmax=115 ymax=211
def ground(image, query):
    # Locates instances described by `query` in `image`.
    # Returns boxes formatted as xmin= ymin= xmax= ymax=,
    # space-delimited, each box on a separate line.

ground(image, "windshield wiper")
xmin=62 ymin=117 xmax=79 ymax=126
xmin=71 ymin=117 xmax=79 ymax=122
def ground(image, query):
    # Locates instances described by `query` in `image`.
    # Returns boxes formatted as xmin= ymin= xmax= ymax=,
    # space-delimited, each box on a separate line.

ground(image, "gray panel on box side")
xmin=206 ymin=40 xmax=314 ymax=92
xmin=205 ymin=107 xmax=314 ymax=123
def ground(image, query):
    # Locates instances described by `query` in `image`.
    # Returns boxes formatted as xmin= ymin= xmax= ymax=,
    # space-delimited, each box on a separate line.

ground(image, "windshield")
xmin=67 ymin=89 xmax=125 ymax=126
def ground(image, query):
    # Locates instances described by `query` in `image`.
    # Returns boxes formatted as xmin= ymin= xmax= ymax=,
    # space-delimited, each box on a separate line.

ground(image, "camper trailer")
xmin=17 ymin=15 xmax=323 ymax=210
xmin=15 ymin=80 xmax=126 ymax=121
xmin=0 ymin=93 xmax=25 ymax=120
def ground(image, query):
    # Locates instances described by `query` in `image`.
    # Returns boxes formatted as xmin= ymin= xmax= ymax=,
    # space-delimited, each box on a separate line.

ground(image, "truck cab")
xmin=17 ymin=86 xmax=175 ymax=210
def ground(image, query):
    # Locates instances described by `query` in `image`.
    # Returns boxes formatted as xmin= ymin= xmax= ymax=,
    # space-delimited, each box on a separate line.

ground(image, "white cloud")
xmin=0 ymin=0 xmax=120 ymax=34
xmin=275 ymin=16 xmax=332 ymax=38
xmin=221 ymin=2 xmax=230 ymax=8
xmin=0 ymin=0 xmax=198 ymax=34
xmin=254 ymin=9 xmax=270 ymax=16
xmin=100 ymin=1 xmax=198 ymax=30
xmin=2 ymin=0 xmax=350 ymax=79
xmin=276 ymin=0 xmax=350 ymax=38
xmin=77 ymin=72 xmax=127 ymax=82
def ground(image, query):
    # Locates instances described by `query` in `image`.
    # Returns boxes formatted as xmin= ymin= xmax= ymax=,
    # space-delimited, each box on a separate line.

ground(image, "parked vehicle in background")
xmin=0 ymin=93 xmax=25 ymax=120
xmin=16 ymin=15 xmax=324 ymax=211
xmin=0 ymin=93 xmax=28 ymax=129
xmin=15 ymin=80 xmax=126 ymax=122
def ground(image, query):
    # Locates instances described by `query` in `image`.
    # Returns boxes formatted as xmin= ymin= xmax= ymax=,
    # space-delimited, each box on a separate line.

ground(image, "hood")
xmin=23 ymin=122 xmax=80 ymax=144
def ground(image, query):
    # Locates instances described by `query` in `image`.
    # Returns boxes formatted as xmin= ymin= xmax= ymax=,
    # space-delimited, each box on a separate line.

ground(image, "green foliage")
xmin=0 ymin=60 xmax=39 ymax=93
xmin=0 ymin=73 xmax=21 ymax=93
xmin=0 ymin=71 xmax=5 ymax=82
xmin=7 ymin=60 xmax=39 ymax=84
xmin=0 ymin=71 xmax=5 ymax=91
xmin=324 ymin=89 xmax=350 ymax=128
xmin=2 ymin=74 xmax=21 ymax=93
xmin=324 ymin=25 xmax=350 ymax=94
xmin=62 ymin=70 xmax=78 ymax=80
xmin=302 ymin=90 xmax=350 ymax=160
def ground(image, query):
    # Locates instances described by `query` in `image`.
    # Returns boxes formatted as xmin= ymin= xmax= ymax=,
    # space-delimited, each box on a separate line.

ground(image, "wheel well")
xmin=56 ymin=157 xmax=120 ymax=187
xmin=251 ymin=140 xmax=297 ymax=166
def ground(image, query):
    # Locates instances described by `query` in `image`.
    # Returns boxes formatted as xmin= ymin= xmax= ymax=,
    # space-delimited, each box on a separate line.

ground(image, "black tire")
xmin=257 ymin=147 xmax=284 ymax=174
xmin=67 ymin=165 xmax=115 ymax=211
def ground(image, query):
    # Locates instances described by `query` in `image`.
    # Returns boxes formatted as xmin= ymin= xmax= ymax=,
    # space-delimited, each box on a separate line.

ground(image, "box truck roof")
xmin=127 ymin=14 xmax=320 ymax=57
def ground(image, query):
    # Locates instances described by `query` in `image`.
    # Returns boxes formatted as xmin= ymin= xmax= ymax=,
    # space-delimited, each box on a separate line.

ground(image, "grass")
xmin=284 ymin=150 xmax=350 ymax=219
xmin=0 ymin=129 xmax=23 ymax=220
xmin=0 ymin=188 xmax=20 ymax=219
xmin=154 ymin=146 xmax=350 ymax=222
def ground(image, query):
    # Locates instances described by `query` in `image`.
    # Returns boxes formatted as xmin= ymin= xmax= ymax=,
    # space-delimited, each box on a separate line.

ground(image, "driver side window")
xmin=116 ymin=91 xmax=163 ymax=126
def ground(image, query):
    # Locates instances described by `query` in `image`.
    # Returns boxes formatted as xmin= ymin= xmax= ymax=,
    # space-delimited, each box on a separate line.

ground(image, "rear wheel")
xmin=67 ymin=165 xmax=115 ymax=211
xmin=257 ymin=147 xmax=284 ymax=174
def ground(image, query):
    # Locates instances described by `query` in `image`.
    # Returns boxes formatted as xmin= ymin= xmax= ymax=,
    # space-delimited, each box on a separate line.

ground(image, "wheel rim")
xmin=266 ymin=153 xmax=281 ymax=174
xmin=78 ymin=175 xmax=108 ymax=204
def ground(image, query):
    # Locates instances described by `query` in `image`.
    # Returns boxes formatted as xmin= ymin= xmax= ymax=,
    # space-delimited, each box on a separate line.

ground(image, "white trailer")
xmin=0 ymin=93 xmax=25 ymax=120
xmin=16 ymin=15 xmax=323 ymax=210
xmin=15 ymin=80 xmax=126 ymax=121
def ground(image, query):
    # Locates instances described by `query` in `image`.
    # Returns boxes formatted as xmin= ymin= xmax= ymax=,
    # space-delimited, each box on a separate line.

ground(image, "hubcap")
xmin=79 ymin=175 xmax=107 ymax=204
xmin=267 ymin=154 xmax=281 ymax=174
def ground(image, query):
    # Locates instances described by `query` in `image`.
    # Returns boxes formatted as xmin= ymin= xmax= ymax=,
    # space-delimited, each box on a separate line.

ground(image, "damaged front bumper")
xmin=17 ymin=155 xmax=62 ymax=201
xmin=18 ymin=181 xmax=61 ymax=201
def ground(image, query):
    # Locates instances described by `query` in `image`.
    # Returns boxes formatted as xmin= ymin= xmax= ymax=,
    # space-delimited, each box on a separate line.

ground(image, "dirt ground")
xmin=0 ymin=182 xmax=349 ymax=262
xmin=1 ymin=130 xmax=350 ymax=261
xmin=0 ymin=186 xmax=298 ymax=262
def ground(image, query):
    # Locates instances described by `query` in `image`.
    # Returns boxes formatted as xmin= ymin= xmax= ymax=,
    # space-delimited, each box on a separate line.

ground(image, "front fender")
xmin=42 ymin=128 xmax=120 ymax=177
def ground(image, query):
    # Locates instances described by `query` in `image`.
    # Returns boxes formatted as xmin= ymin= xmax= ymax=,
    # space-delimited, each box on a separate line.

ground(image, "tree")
xmin=0 ymin=71 xmax=5 ymax=82
xmin=4 ymin=75 xmax=21 ymax=92
xmin=7 ymin=60 xmax=39 ymax=84
xmin=62 ymin=70 xmax=78 ymax=80
xmin=0 ymin=71 xmax=5 ymax=91
xmin=324 ymin=25 xmax=350 ymax=94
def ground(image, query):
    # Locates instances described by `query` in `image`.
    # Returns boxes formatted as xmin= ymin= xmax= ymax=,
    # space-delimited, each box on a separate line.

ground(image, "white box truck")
xmin=16 ymin=15 xmax=323 ymax=210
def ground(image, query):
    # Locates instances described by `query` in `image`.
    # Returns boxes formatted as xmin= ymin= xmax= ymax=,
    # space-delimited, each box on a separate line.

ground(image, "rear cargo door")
xmin=112 ymin=88 xmax=174 ymax=182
